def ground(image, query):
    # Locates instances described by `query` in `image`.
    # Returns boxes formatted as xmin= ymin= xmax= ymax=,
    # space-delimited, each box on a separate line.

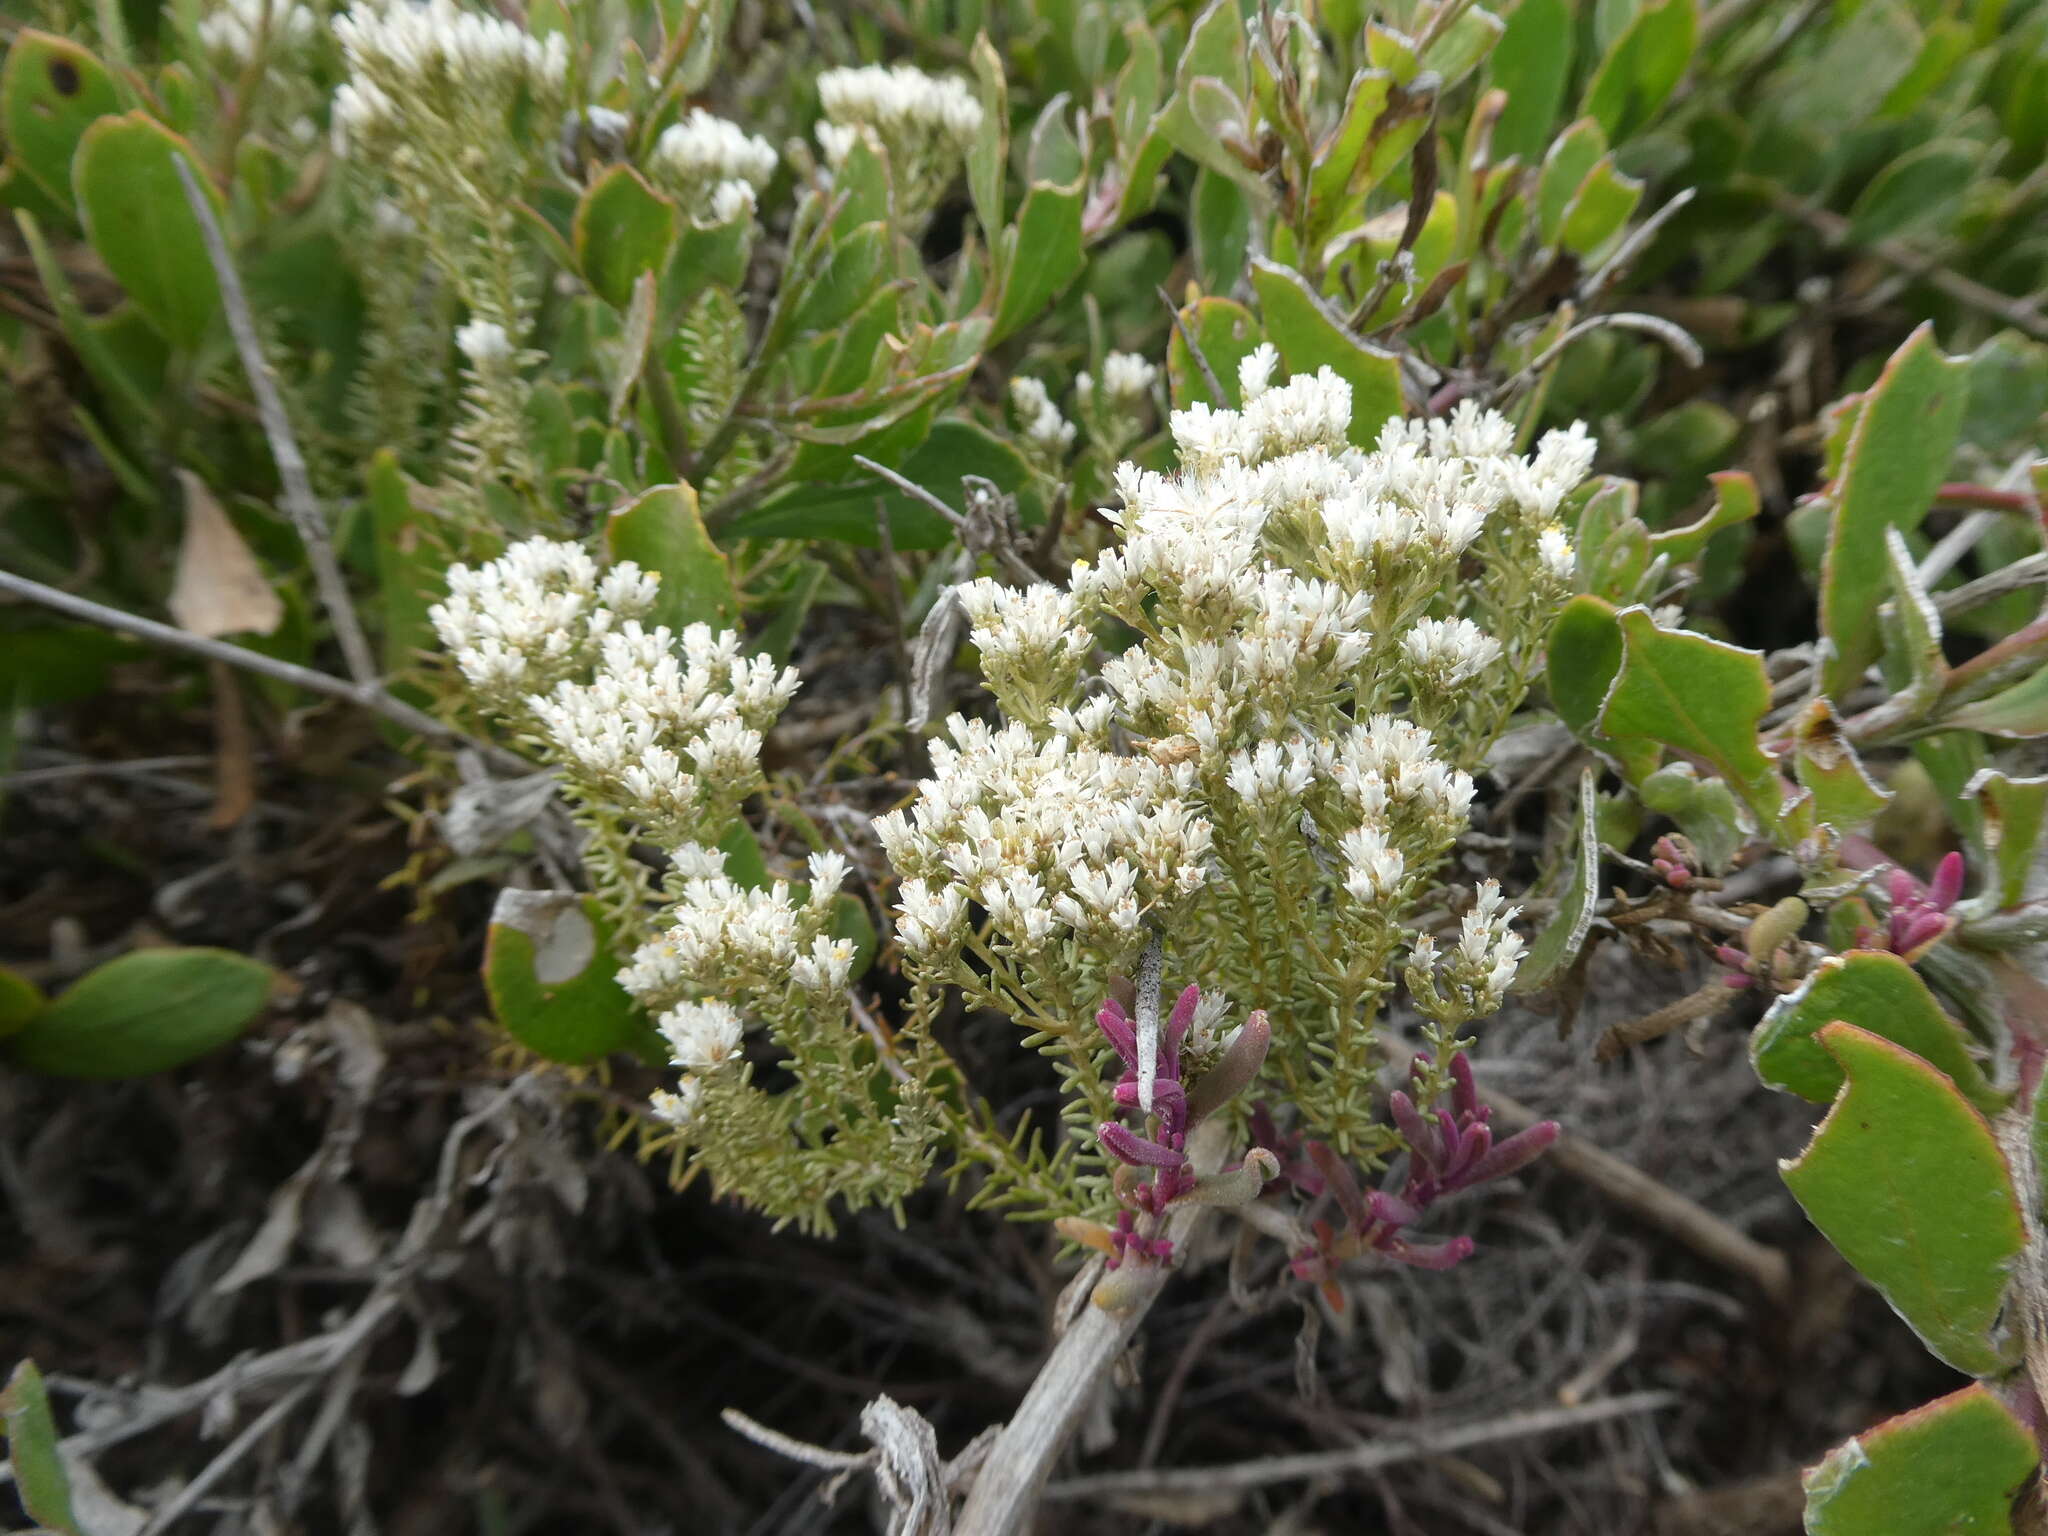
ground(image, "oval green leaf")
xmin=0 ymin=30 xmax=121 ymax=213
xmin=484 ymin=891 xmax=647 ymax=1065
xmin=1804 ymin=1385 xmax=2036 ymax=1536
xmin=73 ymin=113 xmax=223 ymax=351
xmin=1752 ymin=949 xmax=2003 ymax=1113
xmin=4 ymin=946 xmax=272 ymax=1078
xmin=1782 ymin=1022 xmax=2023 ymax=1377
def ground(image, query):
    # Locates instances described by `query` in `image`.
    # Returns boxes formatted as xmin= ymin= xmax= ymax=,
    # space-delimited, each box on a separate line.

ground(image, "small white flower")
xmin=455 ymin=319 xmax=515 ymax=366
xmin=1102 ymin=352 xmax=1159 ymax=403
xmin=649 ymin=1077 xmax=703 ymax=1129
xmin=1011 ymin=377 xmax=1075 ymax=455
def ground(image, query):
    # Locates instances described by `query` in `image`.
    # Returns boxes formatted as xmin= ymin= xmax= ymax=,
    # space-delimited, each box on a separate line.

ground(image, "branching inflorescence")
xmin=435 ymin=357 xmax=1588 ymax=1275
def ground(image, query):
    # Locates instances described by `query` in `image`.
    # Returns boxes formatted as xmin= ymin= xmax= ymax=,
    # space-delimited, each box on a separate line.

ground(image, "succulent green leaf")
xmin=1599 ymin=606 xmax=1780 ymax=823
xmin=1964 ymin=770 xmax=2048 ymax=909
xmin=572 ymin=164 xmax=678 ymax=311
xmin=1168 ymin=296 xmax=1261 ymax=411
xmin=1190 ymin=167 xmax=1253 ymax=298
xmin=966 ymin=33 xmax=1007 ymax=238
xmin=1308 ymin=70 xmax=1394 ymax=230
xmin=1782 ymin=1022 xmax=2022 ymax=1376
xmin=1790 ymin=698 xmax=1891 ymax=831
xmin=72 ymin=114 xmax=223 ymax=352
xmin=1877 ymin=526 xmax=1947 ymax=721
xmin=1536 ymin=117 xmax=1607 ymax=245
xmin=1648 ymin=471 xmax=1760 ymax=560
xmin=606 ymin=484 xmax=740 ymax=633
xmin=1846 ymin=139 xmax=1979 ymax=247
xmin=993 ymin=178 xmax=1085 ymax=342
xmin=1752 ymin=949 xmax=2003 ymax=1113
xmin=1804 ymin=1384 xmax=2036 ymax=1536
xmin=0 ymin=30 xmax=121 ymax=214
xmin=1581 ymin=0 xmax=1696 ymax=141
xmin=0 ymin=965 xmax=47 ymax=1039
xmin=484 ymin=892 xmax=648 ymax=1065
xmin=1420 ymin=6 xmax=1504 ymax=87
xmin=1517 ymin=769 xmax=1601 ymax=991
xmin=1944 ymin=664 xmax=2048 ymax=740
xmin=2 ymin=1359 xmax=79 ymax=1536
xmin=1640 ymin=762 xmax=1745 ymax=871
xmin=1548 ymin=595 xmax=1624 ymax=740
xmin=1249 ymin=258 xmax=1402 ymax=438
xmin=1819 ymin=325 xmax=1967 ymax=699
xmin=3 ymin=947 xmax=272 ymax=1078
xmin=1558 ymin=157 xmax=1643 ymax=254
xmin=1486 ymin=0 xmax=1574 ymax=162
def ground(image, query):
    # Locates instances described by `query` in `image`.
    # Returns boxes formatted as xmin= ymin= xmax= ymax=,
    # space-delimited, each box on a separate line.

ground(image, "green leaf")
xmin=1965 ymin=769 xmax=2048 ymax=909
xmin=484 ymin=892 xmax=646 ymax=1065
xmin=1486 ymin=0 xmax=1574 ymax=162
xmin=72 ymin=113 xmax=222 ymax=351
xmin=1782 ymin=1022 xmax=2023 ymax=1376
xmin=0 ymin=30 xmax=121 ymax=214
xmin=1805 ymin=1384 xmax=2036 ymax=1536
xmin=729 ymin=420 xmax=1031 ymax=549
xmin=966 ymin=33 xmax=1007 ymax=238
xmin=1639 ymin=762 xmax=1744 ymax=871
xmin=1516 ymin=768 xmax=1600 ymax=991
xmin=1648 ymin=470 xmax=1760 ymax=560
xmin=1190 ymin=166 xmax=1253 ymax=298
xmin=0 ymin=623 xmax=137 ymax=706
xmin=1944 ymin=665 xmax=2048 ymax=740
xmin=1581 ymin=0 xmax=1696 ymax=141
xmin=572 ymin=164 xmax=679 ymax=311
xmin=1790 ymin=698 xmax=1891 ymax=831
xmin=1249 ymin=258 xmax=1402 ymax=440
xmin=606 ymin=483 xmax=740 ymax=633
xmin=1599 ymin=606 xmax=1780 ymax=823
xmin=0 ymin=966 xmax=45 ymax=1039
xmin=994 ymin=178 xmax=1085 ymax=342
xmin=1306 ymin=70 xmax=1393 ymax=234
xmin=3 ymin=947 xmax=272 ymax=1078
xmin=367 ymin=450 xmax=438 ymax=681
xmin=1820 ymin=326 xmax=1967 ymax=699
xmin=1752 ymin=949 xmax=2003 ymax=1113
xmin=1168 ymin=295 xmax=1261 ymax=410
xmin=1547 ymin=594 xmax=1624 ymax=739
xmin=1846 ymin=139 xmax=1978 ymax=248
xmin=1558 ymin=157 xmax=1643 ymax=254
xmin=1420 ymin=6 xmax=1504 ymax=87
xmin=1536 ymin=118 xmax=1607 ymax=245
xmin=2 ymin=1359 xmax=79 ymax=1536
xmin=789 ymin=220 xmax=891 ymax=337
xmin=1877 ymin=525 xmax=1947 ymax=723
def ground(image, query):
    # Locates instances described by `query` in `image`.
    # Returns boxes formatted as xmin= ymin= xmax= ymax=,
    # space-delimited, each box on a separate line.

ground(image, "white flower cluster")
xmin=875 ymin=718 xmax=1212 ymax=963
xmin=431 ymin=538 xmax=798 ymax=844
xmin=198 ymin=0 xmax=317 ymax=63
xmin=651 ymin=108 xmax=779 ymax=226
xmin=882 ymin=351 xmax=1591 ymax=1042
xmin=431 ymin=537 xmax=657 ymax=701
xmin=1009 ymin=377 xmax=1075 ymax=457
xmin=623 ymin=848 xmax=854 ymax=1129
xmin=816 ymin=63 xmax=983 ymax=217
xmin=332 ymin=0 xmax=569 ymax=160
xmin=1076 ymin=352 xmax=1160 ymax=411
xmin=1407 ymin=880 xmax=1528 ymax=1023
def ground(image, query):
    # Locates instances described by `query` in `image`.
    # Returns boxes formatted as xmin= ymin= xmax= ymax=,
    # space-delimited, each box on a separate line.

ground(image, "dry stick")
xmin=952 ymin=1202 xmax=1209 ymax=1536
xmin=1043 ymin=1390 xmax=1677 ymax=1500
xmin=1766 ymin=186 xmax=2048 ymax=343
xmin=0 ymin=567 xmax=520 ymax=770
xmin=134 ymin=1379 xmax=318 ymax=1536
xmin=173 ymin=154 xmax=379 ymax=690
